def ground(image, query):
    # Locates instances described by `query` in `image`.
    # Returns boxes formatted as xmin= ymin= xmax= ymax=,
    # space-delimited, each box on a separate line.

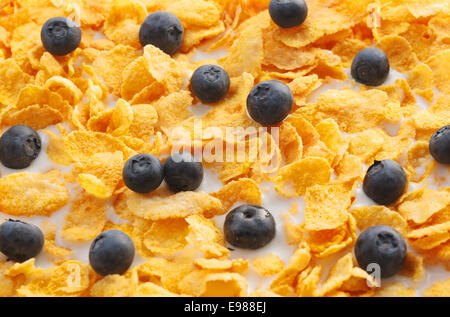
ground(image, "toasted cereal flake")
xmin=316 ymin=253 xmax=354 ymax=296
xmin=143 ymin=218 xmax=188 ymax=256
xmin=296 ymin=89 xmax=402 ymax=134
xmin=407 ymin=221 xmax=450 ymax=250
xmin=134 ymin=282 xmax=179 ymax=297
xmin=168 ymin=0 xmax=221 ymax=28
xmin=73 ymin=151 xmax=123 ymax=198
xmin=375 ymin=283 xmax=416 ymax=297
xmin=399 ymin=252 xmax=425 ymax=284
xmin=115 ymin=187 xmax=222 ymax=221
xmin=61 ymin=192 xmax=107 ymax=242
xmin=274 ymin=0 xmax=367 ymax=49
xmin=104 ymin=0 xmax=147 ymax=48
xmin=107 ymin=99 xmax=134 ymax=136
xmin=350 ymin=206 xmax=408 ymax=236
xmin=425 ymin=49 xmax=450 ymax=94
xmin=412 ymin=94 xmax=450 ymax=140
xmin=151 ymin=91 xmax=193 ymax=132
xmin=92 ymin=44 xmax=139 ymax=95
xmin=296 ymin=265 xmax=321 ymax=297
xmin=252 ymin=255 xmax=284 ymax=277
xmin=315 ymin=118 xmax=347 ymax=166
xmin=186 ymin=214 xmax=229 ymax=258
xmin=194 ymin=258 xmax=249 ymax=273
xmin=396 ymin=187 xmax=450 ymax=225
xmin=211 ymin=178 xmax=261 ymax=216
xmin=128 ymin=104 xmax=158 ymax=141
xmin=42 ymin=221 xmax=73 ymax=258
xmin=64 ymin=131 xmax=136 ymax=162
xmin=0 ymin=263 xmax=16 ymax=297
xmin=77 ymin=174 xmax=110 ymax=199
xmin=179 ymin=270 xmax=248 ymax=297
xmin=44 ymin=76 xmax=83 ymax=106
xmin=334 ymin=153 xmax=364 ymax=182
xmin=0 ymin=59 xmax=32 ymax=105
xmin=9 ymin=260 xmax=92 ymax=297
xmin=181 ymin=22 xmax=226 ymax=53
xmin=274 ymin=157 xmax=331 ymax=198
xmin=304 ymin=183 xmax=352 ymax=231
xmin=0 ymin=170 xmax=69 ymax=217
xmin=3 ymin=104 xmax=64 ymax=130
xmin=423 ymin=278 xmax=450 ymax=297
xmin=281 ymin=214 xmax=304 ymax=245
xmin=406 ymin=141 xmax=436 ymax=183
xmin=279 ymin=121 xmax=303 ymax=164
xmin=270 ymin=244 xmax=311 ymax=296
xmin=218 ymin=24 xmax=263 ymax=78
xmin=376 ymin=35 xmax=418 ymax=72
xmin=90 ymin=272 xmax=138 ymax=297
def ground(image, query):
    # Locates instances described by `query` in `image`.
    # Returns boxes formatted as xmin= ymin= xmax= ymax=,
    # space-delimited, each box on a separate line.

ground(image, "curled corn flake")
xmin=274 ymin=157 xmax=331 ymax=198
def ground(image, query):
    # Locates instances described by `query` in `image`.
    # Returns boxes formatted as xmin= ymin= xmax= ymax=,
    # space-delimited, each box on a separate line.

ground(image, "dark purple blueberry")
xmin=351 ymin=47 xmax=390 ymax=86
xmin=0 ymin=125 xmax=41 ymax=169
xmin=41 ymin=17 xmax=81 ymax=56
xmin=191 ymin=65 xmax=230 ymax=103
xmin=355 ymin=225 xmax=407 ymax=278
xmin=363 ymin=160 xmax=407 ymax=206
xmin=224 ymin=204 xmax=276 ymax=249
xmin=164 ymin=152 xmax=203 ymax=192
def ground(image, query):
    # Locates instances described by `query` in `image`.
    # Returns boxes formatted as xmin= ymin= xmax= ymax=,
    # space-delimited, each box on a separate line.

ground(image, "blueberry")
xmin=89 ymin=230 xmax=135 ymax=276
xmin=41 ymin=17 xmax=81 ymax=56
xmin=363 ymin=160 xmax=407 ymax=206
xmin=429 ymin=125 xmax=450 ymax=164
xmin=139 ymin=11 xmax=184 ymax=55
xmin=164 ymin=152 xmax=203 ymax=192
xmin=351 ymin=47 xmax=390 ymax=86
xmin=355 ymin=225 xmax=407 ymax=278
xmin=247 ymin=80 xmax=294 ymax=125
xmin=269 ymin=0 xmax=308 ymax=28
xmin=0 ymin=219 xmax=44 ymax=262
xmin=190 ymin=65 xmax=230 ymax=103
xmin=224 ymin=204 xmax=276 ymax=250
xmin=0 ymin=125 xmax=41 ymax=169
xmin=123 ymin=154 xmax=164 ymax=194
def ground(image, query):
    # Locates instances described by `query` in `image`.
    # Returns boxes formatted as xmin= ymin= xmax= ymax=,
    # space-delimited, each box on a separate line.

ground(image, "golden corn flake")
xmin=350 ymin=206 xmax=408 ymax=236
xmin=211 ymin=178 xmax=261 ymax=216
xmin=304 ymin=183 xmax=352 ymax=231
xmin=185 ymin=214 xmax=229 ymax=258
xmin=194 ymin=258 xmax=249 ymax=274
xmin=396 ymin=186 xmax=450 ymax=225
xmin=41 ymin=221 xmax=73 ymax=258
xmin=0 ymin=170 xmax=69 ymax=217
xmin=93 ymin=44 xmax=140 ymax=95
xmin=296 ymin=89 xmax=402 ymax=134
xmin=376 ymin=283 xmax=416 ymax=297
xmin=143 ymin=218 xmax=188 ymax=256
xmin=61 ymin=192 xmax=107 ymax=242
xmin=252 ymin=255 xmax=284 ymax=277
xmin=399 ymin=252 xmax=425 ymax=284
xmin=425 ymin=49 xmax=450 ymax=94
xmin=115 ymin=188 xmax=222 ymax=221
xmin=274 ymin=157 xmax=331 ymax=198
xmin=270 ymin=244 xmax=311 ymax=296
xmin=376 ymin=35 xmax=419 ymax=72
xmin=0 ymin=59 xmax=33 ymax=105
xmin=423 ymin=278 xmax=450 ymax=297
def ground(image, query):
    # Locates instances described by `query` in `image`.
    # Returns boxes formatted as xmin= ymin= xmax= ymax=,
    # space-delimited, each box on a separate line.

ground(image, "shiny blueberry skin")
xmin=139 ymin=11 xmax=184 ymax=55
xmin=355 ymin=225 xmax=407 ymax=278
xmin=363 ymin=160 xmax=407 ymax=206
xmin=224 ymin=204 xmax=276 ymax=250
xmin=0 ymin=219 xmax=44 ymax=263
xmin=123 ymin=154 xmax=164 ymax=194
xmin=247 ymin=80 xmax=294 ymax=125
xmin=351 ymin=47 xmax=390 ymax=86
xmin=190 ymin=65 xmax=230 ymax=103
xmin=429 ymin=125 xmax=450 ymax=164
xmin=164 ymin=152 xmax=203 ymax=192
xmin=269 ymin=0 xmax=308 ymax=28
xmin=0 ymin=125 xmax=41 ymax=169
xmin=89 ymin=230 xmax=135 ymax=276
xmin=41 ymin=17 xmax=81 ymax=56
